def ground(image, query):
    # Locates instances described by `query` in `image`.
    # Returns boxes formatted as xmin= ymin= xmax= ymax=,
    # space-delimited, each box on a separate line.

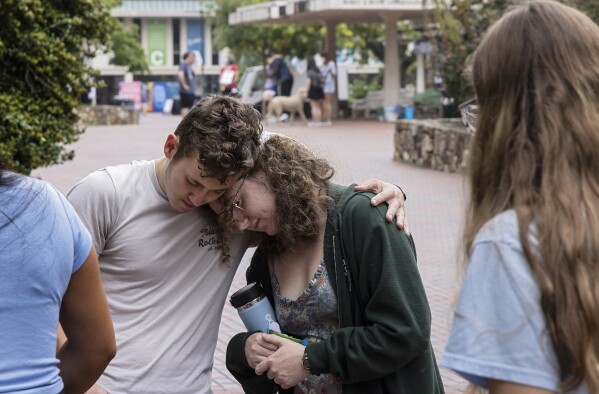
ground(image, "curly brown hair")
xmin=175 ymin=94 xmax=261 ymax=264
xmin=173 ymin=94 xmax=262 ymax=184
xmin=260 ymin=136 xmax=334 ymax=256
xmin=218 ymin=135 xmax=335 ymax=259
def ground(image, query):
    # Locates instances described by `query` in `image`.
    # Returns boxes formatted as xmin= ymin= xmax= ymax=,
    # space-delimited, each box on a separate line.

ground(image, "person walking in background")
xmin=221 ymin=135 xmax=442 ymax=393
xmin=262 ymin=55 xmax=279 ymax=121
xmin=178 ymin=51 xmax=196 ymax=116
xmin=306 ymin=57 xmax=324 ymax=126
xmin=442 ymin=1 xmax=599 ymax=393
xmin=264 ymin=56 xmax=278 ymax=97
xmin=64 ymin=94 xmax=408 ymax=394
xmin=219 ymin=55 xmax=239 ymax=96
xmin=320 ymin=51 xmax=337 ymax=126
xmin=0 ymin=164 xmax=115 ymax=393
xmin=267 ymin=50 xmax=294 ymax=121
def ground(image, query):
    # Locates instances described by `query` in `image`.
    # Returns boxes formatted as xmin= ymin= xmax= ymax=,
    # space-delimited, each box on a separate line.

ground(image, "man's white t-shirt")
xmin=68 ymin=160 xmax=254 ymax=394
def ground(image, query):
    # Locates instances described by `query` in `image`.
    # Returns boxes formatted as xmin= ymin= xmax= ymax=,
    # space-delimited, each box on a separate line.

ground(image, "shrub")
xmin=349 ymin=77 xmax=369 ymax=100
xmin=414 ymin=89 xmax=442 ymax=107
xmin=0 ymin=0 xmax=114 ymax=174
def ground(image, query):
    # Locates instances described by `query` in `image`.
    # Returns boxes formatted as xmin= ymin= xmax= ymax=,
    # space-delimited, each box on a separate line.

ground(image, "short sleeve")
xmin=67 ymin=169 xmax=117 ymax=255
xmin=441 ymin=226 xmax=561 ymax=391
xmin=49 ymin=184 xmax=93 ymax=273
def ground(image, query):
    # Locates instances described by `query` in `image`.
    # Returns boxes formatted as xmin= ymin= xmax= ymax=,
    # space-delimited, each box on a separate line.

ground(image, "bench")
xmin=350 ymin=90 xmax=383 ymax=118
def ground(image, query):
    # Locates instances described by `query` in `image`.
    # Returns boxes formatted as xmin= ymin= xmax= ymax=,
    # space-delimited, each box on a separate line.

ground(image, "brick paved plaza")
xmin=34 ymin=113 xmax=468 ymax=393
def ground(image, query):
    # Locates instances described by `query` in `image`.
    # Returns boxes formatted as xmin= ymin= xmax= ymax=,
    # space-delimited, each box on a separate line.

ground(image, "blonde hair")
xmin=465 ymin=1 xmax=599 ymax=391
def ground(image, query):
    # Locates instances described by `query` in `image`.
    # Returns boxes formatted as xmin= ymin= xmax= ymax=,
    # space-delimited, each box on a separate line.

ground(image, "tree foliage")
xmin=110 ymin=21 xmax=150 ymax=74
xmin=213 ymin=0 xmax=322 ymax=69
xmin=213 ymin=0 xmax=385 ymax=69
xmin=0 ymin=0 xmax=115 ymax=174
xmin=432 ymin=0 xmax=599 ymax=104
xmin=431 ymin=0 xmax=508 ymax=104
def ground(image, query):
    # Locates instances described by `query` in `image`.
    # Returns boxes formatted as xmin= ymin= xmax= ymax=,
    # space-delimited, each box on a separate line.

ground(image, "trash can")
xmin=442 ymin=104 xmax=459 ymax=118
xmin=384 ymin=106 xmax=398 ymax=122
xmin=403 ymin=106 xmax=415 ymax=119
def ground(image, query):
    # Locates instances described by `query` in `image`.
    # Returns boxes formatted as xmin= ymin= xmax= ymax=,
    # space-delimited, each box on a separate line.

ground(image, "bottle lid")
xmin=230 ymin=282 xmax=264 ymax=308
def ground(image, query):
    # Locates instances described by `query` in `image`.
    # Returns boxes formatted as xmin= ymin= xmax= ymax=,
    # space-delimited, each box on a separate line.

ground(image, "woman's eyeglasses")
xmin=231 ymin=173 xmax=248 ymax=222
xmin=459 ymin=98 xmax=478 ymax=134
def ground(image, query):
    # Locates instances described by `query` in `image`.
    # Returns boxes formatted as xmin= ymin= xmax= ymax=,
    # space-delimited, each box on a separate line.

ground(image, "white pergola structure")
xmin=229 ymin=0 xmax=434 ymax=108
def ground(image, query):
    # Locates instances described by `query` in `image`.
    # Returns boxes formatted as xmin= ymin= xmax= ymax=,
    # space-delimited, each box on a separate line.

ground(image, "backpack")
xmin=310 ymin=71 xmax=323 ymax=88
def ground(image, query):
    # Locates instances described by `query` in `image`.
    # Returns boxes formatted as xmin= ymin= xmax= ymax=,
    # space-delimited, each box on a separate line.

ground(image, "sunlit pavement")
xmin=33 ymin=113 xmax=468 ymax=393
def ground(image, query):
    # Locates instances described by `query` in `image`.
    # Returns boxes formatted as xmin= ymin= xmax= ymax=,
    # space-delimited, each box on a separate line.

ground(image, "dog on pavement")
xmin=263 ymin=87 xmax=308 ymax=123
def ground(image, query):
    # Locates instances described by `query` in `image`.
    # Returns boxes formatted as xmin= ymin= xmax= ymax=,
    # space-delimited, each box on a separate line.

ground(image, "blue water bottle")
xmin=230 ymin=282 xmax=277 ymax=333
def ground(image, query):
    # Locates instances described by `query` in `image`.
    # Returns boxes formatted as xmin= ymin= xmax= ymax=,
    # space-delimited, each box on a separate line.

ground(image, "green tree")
xmin=213 ymin=0 xmax=386 ymax=69
xmin=432 ymin=0 xmax=599 ymax=104
xmin=432 ymin=0 xmax=508 ymax=104
xmin=0 ymin=0 xmax=115 ymax=174
xmin=337 ymin=23 xmax=385 ymax=64
xmin=213 ymin=0 xmax=322 ymax=70
xmin=110 ymin=21 xmax=150 ymax=74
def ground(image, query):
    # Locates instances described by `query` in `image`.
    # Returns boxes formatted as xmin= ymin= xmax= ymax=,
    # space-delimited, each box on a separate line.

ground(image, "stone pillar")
xmin=416 ymin=53 xmax=425 ymax=93
xmin=381 ymin=14 xmax=400 ymax=108
xmin=324 ymin=20 xmax=339 ymax=119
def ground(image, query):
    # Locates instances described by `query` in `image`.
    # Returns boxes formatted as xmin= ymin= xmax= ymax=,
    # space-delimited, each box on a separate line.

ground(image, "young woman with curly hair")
xmin=217 ymin=135 xmax=443 ymax=394
xmin=442 ymin=1 xmax=599 ymax=393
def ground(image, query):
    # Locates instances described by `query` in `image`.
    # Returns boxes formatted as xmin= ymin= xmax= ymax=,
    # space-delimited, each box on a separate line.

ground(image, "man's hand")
xmin=245 ymin=332 xmax=279 ymax=369
xmin=85 ymin=384 xmax=107 ymax=394
xmin=254 ymin=335 xmax=309 ymax=389
xmin=355 ymin=179 xmax=410 ymax=235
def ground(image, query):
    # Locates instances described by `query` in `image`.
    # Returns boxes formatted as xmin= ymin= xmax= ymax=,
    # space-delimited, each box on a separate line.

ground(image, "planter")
xmin=394 ymin=118 xmax=472 ymax=173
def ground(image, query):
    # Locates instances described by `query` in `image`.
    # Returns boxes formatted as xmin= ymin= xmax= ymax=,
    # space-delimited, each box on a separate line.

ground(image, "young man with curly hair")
xmin=64 ymin=95 xmax=406 ymax=394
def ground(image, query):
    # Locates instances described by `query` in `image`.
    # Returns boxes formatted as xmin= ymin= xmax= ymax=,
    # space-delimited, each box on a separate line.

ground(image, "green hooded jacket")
xmin=226 ymin=184 xmax=444 ymax=393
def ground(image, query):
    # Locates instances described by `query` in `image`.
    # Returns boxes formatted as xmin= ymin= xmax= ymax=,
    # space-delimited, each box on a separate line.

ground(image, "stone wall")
xmin=394 ymin=119 xmax=472 ymax=173
xmin=76 ymin=105 xmax=140 ymax=126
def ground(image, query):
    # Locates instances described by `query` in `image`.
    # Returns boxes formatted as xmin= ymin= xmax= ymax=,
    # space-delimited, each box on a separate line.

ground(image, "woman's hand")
xmin=245 ymin=332 xmax=279 ymax=369
xmin=354 ymin=179 xmax=410 ymax=234
xmin=254 ymin=334 xmax=309 ymax=389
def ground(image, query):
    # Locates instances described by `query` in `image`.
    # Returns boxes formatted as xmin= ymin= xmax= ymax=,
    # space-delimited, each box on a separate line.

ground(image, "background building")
xmin=93 ymin=0 xmax=221 ymax=108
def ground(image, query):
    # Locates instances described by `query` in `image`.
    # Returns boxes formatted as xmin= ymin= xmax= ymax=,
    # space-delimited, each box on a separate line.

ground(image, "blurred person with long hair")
xmin=306 ymin=56 xmax=324 ymax=126
xmin=442 ymin=1 xmax=599 ymax=392
xmin=320 ymin=51 xmax=336 ymax=126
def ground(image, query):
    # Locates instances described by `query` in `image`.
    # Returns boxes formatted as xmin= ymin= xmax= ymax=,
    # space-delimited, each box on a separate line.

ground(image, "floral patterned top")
xmin=271 ymin=259 xmax=341 ymax=394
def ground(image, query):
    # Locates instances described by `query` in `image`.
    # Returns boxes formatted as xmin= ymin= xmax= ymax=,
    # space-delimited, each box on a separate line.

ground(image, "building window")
xmin=133 ymin=18 xmax=142 ymax=39
xmin=173 ymin=18 xmax=180 ymax=65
